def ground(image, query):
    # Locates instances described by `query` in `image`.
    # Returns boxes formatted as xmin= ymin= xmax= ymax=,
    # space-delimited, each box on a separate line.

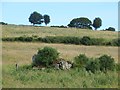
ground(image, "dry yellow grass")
xmin=2 ymin=42 xmax=118 ymax=66
xmin=2 ymin=25 xmax=118 ymax=40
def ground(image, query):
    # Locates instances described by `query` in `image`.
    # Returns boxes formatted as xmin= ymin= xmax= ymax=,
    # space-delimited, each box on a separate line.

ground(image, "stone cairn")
xmin=53 ymin=58 xmax=73 ymax=70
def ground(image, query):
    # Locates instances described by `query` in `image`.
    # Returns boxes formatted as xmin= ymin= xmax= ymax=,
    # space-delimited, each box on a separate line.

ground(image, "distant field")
xmin=2 ymin=25 xmax=118 ymax=40
xmin=3 ymin=42 xmax=118 ymax=65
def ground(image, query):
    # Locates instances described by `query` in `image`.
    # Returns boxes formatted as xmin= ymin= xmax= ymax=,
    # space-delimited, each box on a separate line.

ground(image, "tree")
xmin=68 ymin=17 xmax=92 ymax=29
xmin=43 ymin=14 xmax=50 ymax=26
xmin=93 ymin=17 xmax=102 ymax=30
xmin=29 ymin=11 xmax=43 ymax=26
xmin=105 ymin=27 xmax=115 ymax=31
xmin=33 ymin=47 xmax=59 ymax=67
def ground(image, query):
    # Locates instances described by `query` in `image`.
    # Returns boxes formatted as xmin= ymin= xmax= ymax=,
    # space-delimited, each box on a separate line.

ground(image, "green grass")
xmin=2 ymin=64 xmax=118 ymax=88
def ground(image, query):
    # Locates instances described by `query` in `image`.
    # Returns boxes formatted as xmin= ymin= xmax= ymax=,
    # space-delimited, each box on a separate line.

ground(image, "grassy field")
xmin=2 ymin=42 xmax=119 ymax=88
xmin=2 ymin=25 xmax=118 ymax=40
xmin=2 ymin=42 xmax=118 ymax=65
xmin=1 ymin=25 xmax=119 ymax=88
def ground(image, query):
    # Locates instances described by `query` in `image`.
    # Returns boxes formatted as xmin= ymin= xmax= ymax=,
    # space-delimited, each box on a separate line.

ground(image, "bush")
xmin=63 ymin=36 xmax=81 ymax=45
xmin=15 ymin=36 xmax=33 ymax=42
xmin=115 ymin=63 xmax=120 ymax=71
xmin=0 ymin=22 xmax=7 ymax=25
xmin=98 ymin=55 xmax=115 ymax=72
xmin=34 ymin=47 xmax=59 ymax=67
xmin=2 ymin=36 xmax=120 ymax=46
xmin=59 ymin=25 xmax=67 ymax=28
xmin=90 ymin=38 xmax=105 ymax=45
xmin=111 ymin=38 xmax=120 ymax=46
xmin=74 ymin=54 xmax=89 ymax=68
xmin=50 ymin=25 xmax=67 ymax=28
xmin=41 ymin=36 xmax=81 ymax=45
xmin=41 ymin=36 xmax=64 ymax=43
xmin=2 ymin=37 xmax=15 ymax=41
xmin=105 ymin=27 xmax=115 ymax=31
xmin=80 ymin=36 xmax=91 ymax=45
xmin=85 ymin=58 xmax=100 ymax=73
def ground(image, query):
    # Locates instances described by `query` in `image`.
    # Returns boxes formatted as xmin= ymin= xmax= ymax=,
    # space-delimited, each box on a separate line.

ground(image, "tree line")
xmin=28 ymin=11 xmax=115 ymax=31
xmin=0 ymin=11 xmax=115 ymax=31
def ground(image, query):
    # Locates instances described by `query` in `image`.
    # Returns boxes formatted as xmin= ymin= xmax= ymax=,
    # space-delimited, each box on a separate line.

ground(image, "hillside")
xmin=2 ymin=42 xmax=118 ymax=88
xmin=2 ymin=25 xmax=118 ymax=40
xmin=2 ymin=24 xmax=119 ymax=88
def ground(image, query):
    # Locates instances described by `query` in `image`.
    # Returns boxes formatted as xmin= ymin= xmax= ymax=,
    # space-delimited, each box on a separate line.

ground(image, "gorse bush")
xmin=41 ymin=36 xmax=81 ymax=44
xmin=63 ymin=36 xmax=81 ymax=45
xmin=74 ymin=54 xmax=116 ymax=73
xmin=2 ymin=37 xmax=15 ymax=41
xmin=110 ymin=38 xmax=120 ymax=46
xmin=85 ymin=58 xmax=100 ymax=73
xmin=98 ymin=55 xmax=115 ymax=72
xmin=74 ymin=54 xmax=89 ymax=68
xmin=15 ymin=36 xmax=33 ymax=42
xmin=41 ymin=36 xmax=64 ymax=43
xmin=80 ymin=36 xmax=91 ymax=45
xmin=34 ymin=47 xmax=59 ymax=67
xmin=115 ymin=63 xmax=120 ymax=71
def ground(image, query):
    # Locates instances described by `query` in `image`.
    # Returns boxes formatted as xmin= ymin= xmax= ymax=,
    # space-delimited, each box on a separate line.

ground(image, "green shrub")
xmin=42 ymin=36 xmax=64 ymax=43
xmin=2 ymin=37 xmax=15 ymax=41
xmin=16 ymin=36 xmax=33 ymax=42
xmin=98 ymin=55 xmax=115 ymax=72
xmin=90 ymin=38 xmax=105 ymax=45
xmin=34 ymin=47 xmax=59 ymax=67
xmin=80 ymin=36 xmax=91 ymax=45
xmin=24 ymin=37 xmax=33 ymax=42
xmin=74 ymin=54 xmax=89 ymax=68
xmin=0 ymin=22 xmax=7 ymax=25
xmin=41 ymin=36 xmax=81 ymax=44
xmin=111 ymin=38 xmax=120 ymax=46
xmin=2 ymin=36 xmax=120 ymax=46
xmin=105 ymin=27 xmax=115 ymax=31
xmin=115 ymin=63 xmax=120 ymax=71
xmin=63 ymin=36 xmax=81 ymax=45
xmin=85 ymin=58 xmax=100 ymax=73
xmin=36 ymin=37 xmax=43 ymax=41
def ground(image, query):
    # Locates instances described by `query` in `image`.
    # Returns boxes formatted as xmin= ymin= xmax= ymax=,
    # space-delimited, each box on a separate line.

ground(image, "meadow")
xmin=1 ymin=25 xmax=119 ymax=88
xmin=2 ymin=25 xmax=118 ymax=40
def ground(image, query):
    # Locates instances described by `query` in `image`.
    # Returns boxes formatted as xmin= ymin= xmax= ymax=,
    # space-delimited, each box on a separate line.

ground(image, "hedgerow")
xmin=2 ymin=36 xmax=120 ymax=46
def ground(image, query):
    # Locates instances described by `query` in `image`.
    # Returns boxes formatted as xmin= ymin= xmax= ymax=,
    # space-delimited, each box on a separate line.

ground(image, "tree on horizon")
xmin=28 ymin=11 xmax=43 ymax=26
xmin=68 ymin=17 xmax=92 ymax=29
xmin=93 ymin=17 xmax=102 ymax=30
xmin=43 ymin=14 xmax=50 ymax=26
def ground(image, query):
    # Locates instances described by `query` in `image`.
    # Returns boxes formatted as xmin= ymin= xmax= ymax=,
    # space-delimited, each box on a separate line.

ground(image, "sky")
xmin=1 ymin=1 xmax=119 ymax=30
